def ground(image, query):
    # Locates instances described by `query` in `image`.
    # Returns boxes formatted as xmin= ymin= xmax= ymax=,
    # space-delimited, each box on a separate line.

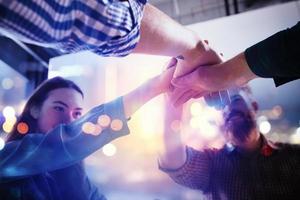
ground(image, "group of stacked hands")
xmin=0 ymin=1 xmax=299 ymax=200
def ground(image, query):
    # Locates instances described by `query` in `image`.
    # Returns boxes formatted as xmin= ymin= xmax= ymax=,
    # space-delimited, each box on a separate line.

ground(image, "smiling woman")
xmin=0 ymin=63 xmax=175 ymax=200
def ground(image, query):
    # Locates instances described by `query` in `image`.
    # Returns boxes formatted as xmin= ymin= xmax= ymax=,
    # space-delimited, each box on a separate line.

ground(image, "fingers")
xmin=168 ymin=88 xmax=189 ymax=104
xmin=159 ymin=66 xmax=177 ymax=93
xmin=169 ymin=88 xmax=199 ymax=107
xmin=175 ymin=90 xmax=198 ymax=107
xmin=171 ymin=69 xmax=200 ymax=89
xmin=173 ymin=58 xmax=192 ymax=78
xmin=165 ymin=57 xmax=178 ymax=70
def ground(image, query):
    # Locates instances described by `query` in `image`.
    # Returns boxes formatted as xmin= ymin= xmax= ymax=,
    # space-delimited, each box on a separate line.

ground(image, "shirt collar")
xmin=225 ymin=134 xmax=279 ymax=157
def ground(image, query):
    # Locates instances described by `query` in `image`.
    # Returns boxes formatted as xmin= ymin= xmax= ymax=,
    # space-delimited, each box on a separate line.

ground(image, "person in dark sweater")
xmin=171 ymin=22 xmax=300 ymax=105
xmin=0 ymin=63 xmax=175 ymax=200
xmin=159 ymin=87 xmax=300 ymax=200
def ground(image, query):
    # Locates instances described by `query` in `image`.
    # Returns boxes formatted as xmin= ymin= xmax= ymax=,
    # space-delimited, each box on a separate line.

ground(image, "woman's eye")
xmin=54 ymin=106 xmax=64 ymax=112
xmin=74 ymin=112 xmax=82 ymax=118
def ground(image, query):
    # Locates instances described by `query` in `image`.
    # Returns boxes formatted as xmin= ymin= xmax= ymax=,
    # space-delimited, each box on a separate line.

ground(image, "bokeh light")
xmin=2 ymin=121 xmax=14 ymax=133
xmin=110 ymin=119 xmax=123 ymax=131
xmin=97 ymin=115 xmax=111 ymax=127
xmin=189 ymin=117 xmax=200 ymax=129
xmin=271 ymin=105 xmax=283 ymax=118
xmin=198 ymin=121 xmax=219 ymax=140
xmin=0 ymin=138 xmax=5 ymax=151
xmin=170 ymin=120 xmax=181 ymax=132
xmin=259 ymin=121 xmax=271 ymax=134
xmin=290 ymin=128 xmax=300 ymax=144
xmin=82 ymin=122 xmax=96 ymax=135
xmin=92 ymin=125 xmax=102 ymax=136
xmin=1 ymin=77 xmax=14 ymax=90
xmin=17 ymin=122 xmax=29 ymax=134
xmin=190 ymin=102 xmax=203 ymax=117
xmin=3 ymin=106 xmax=15 ymax=118
xmin=102 ymin=143 xmax=117 ymax=157
xmin=296 ymin=127 xmax=300 ymax=135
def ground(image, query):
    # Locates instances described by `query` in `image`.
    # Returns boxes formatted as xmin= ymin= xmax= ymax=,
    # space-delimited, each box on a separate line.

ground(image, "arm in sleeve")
xmin=0 ymin=97 xmax=129 ymax=181
xmin=159 ymin=146 xmax=212 ymax=192
xmin=0 ymin=0 xmax=147 ymax=56
xmin=245 ymin=22 xmax=300 ymax=86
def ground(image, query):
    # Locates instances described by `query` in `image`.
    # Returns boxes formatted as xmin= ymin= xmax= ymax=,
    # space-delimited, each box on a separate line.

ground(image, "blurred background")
xmin=0 ymin=0 xmax=299 ymax=199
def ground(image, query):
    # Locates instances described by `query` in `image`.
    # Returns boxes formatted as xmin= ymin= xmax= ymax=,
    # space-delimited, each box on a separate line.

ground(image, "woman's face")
xmin=35 ymin=88 xmax=84 ymax=133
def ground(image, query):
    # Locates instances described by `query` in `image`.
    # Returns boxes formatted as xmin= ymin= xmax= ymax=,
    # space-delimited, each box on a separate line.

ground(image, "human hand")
xmin=153 ymin=57 xmax=177 ymax=94
xmin=168 ymin=40 xmax=223 ymax=106
xmin=172 ymin=52 xmax=257 ymax=93
xmin=173 ymin=40 xmax=223 ymax=78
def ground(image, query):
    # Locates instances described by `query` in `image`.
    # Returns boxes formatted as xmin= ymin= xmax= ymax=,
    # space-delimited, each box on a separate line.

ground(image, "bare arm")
xmin=122 ymin=60 xmax=176 ymax=118
xmin=158 ymin=94 xmax=186 ymax=169
xmin=134 ymin=4 xmax=200 ymax=56
xmin=133 ymin=4 xmax=222 ymax=72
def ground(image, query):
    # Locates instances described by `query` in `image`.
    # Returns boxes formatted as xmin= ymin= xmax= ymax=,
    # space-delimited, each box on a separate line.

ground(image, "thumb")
xmin=173 ymin=58 xmax=192 ymax=78
xmin=165 ymin=57 xmax=178 ymax=70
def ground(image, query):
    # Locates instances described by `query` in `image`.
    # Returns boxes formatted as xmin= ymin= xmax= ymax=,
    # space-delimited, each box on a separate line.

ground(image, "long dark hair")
xmin=6 ymin=77 xmax=84 ymax=142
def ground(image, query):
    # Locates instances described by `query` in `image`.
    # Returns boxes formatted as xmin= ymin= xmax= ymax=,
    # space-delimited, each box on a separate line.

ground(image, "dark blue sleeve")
xmin=0 ymin=97 xmax=129 ymax=181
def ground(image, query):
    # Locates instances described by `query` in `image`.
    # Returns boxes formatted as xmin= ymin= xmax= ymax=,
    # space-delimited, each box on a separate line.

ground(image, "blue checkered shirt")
xmin=0 ymin=0 xmax=147 ymax=56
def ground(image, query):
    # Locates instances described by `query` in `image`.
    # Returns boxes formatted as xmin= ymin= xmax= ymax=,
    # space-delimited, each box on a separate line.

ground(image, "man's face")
xmin=222 ymin=92 xmax=257 ymax=146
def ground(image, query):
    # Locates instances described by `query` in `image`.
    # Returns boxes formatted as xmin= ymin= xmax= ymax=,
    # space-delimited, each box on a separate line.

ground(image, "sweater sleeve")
xmin=159 ymin=147 xmax=212 ymax=192
xmin=0 ymin=97 xmax=129 ymax=181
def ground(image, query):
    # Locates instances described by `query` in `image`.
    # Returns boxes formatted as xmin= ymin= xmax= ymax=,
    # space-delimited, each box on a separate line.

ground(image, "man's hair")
xmin=6 ymin=77 xmax=83 ymax=142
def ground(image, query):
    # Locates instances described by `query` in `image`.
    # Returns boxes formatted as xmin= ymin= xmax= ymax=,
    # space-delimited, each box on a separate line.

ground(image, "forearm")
xmin=159 ymin=147 xmax=211 ymax=190
xmin=159 ymin=102 xmax=186 ymax=169
xmin=123 ymin=65 xmax=176 ymax=118
xmin=159 ymin=125 xmax=186 ymax=169
xmin=123 ymin=76 xmax=161 ymax=118
xmin=223 ymin=52 xmax=258 ymax=87
xmin=133 ymin=4 xmax=205 ymax=57
xmin=194 ymin=52 xmax=257 ymax=90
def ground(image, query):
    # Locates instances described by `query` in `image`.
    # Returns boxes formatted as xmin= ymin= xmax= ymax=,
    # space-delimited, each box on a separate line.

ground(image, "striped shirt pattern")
xmin=160 ymin=136 xmax=300 ymax=200
xmin=0 ymin=0 xmax=147 ymax=56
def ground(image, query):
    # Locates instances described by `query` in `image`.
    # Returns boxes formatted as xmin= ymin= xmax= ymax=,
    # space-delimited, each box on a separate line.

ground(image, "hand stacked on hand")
xmin=167 ymin=40 xmax=224 ymax=106
xmin=163 ymin=40 xmax=258 ymax=107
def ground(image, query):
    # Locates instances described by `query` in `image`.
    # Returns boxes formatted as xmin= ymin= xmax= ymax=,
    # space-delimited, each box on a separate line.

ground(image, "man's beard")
xmin=224 ymin=111 xmax=256 ymax=143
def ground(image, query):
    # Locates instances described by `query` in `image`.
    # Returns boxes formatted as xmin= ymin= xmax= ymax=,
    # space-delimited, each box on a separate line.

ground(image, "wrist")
xmin=148 ymin=76 xmax=163 ymax=96
xmin=234 ymin=53 xmax=258 ymax=86
xmin=180 ymin=36 xmax=206 ymax=60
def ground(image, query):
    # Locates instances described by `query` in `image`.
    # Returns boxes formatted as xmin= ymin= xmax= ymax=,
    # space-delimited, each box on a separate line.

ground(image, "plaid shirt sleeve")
xmin=0 ymin=0 xmax=147 ymax=56
xmin=159 ymin=146 xmax=212 ymax=191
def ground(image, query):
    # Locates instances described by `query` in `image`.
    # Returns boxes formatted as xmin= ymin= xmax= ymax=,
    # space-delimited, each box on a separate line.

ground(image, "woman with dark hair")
xmin=6 ymin=77 xmax=84 ymax=142
xmin=0 ymin=63 xmax=176 ymax=200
